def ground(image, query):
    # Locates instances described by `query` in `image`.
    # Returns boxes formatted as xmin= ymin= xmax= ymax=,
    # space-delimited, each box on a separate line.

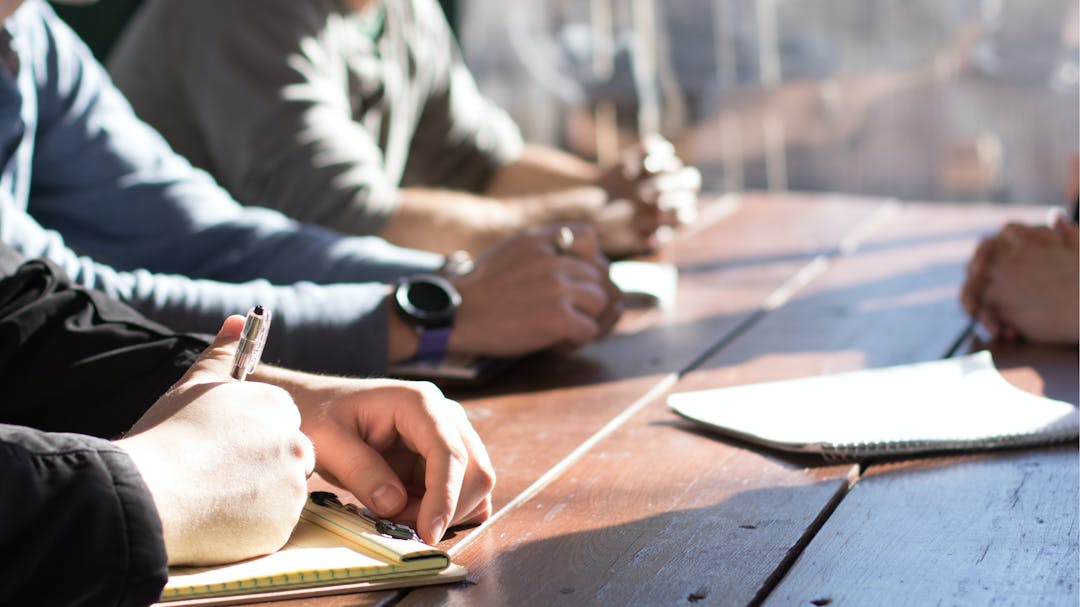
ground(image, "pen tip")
xmin=253 ymin=305 xmax=264 ymax=315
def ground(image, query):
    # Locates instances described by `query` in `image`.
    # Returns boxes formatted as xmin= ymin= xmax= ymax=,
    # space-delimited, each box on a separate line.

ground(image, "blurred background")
xmin=458 ymin=0 xmax=1079 ymax=204
xmin=54 ymin=0 xmax=1079 ymax=205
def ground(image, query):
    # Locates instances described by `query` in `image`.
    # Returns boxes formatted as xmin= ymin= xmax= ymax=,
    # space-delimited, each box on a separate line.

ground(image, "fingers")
xmin=439 ymin=398 xmax=495 ymax=528
xmin=619 ymin=135 xmax=677 ymax=181
xmin=317 ymin=382 xmax=496 ymax=544
xmin=403 ymin=394 xmax=491 ymax=544
xmin=639 ymin=167 xmax=703 ymax=204
xmin=961 ymin=238 xmax=994 ymax=316
xmin=551 ymin=254 xmax=616 ymax=341
xmin=318 ymin=427 xmax=410 ymax=518
xmin=544 ymin=222 xmax=604 ymax=265
xmin=552 ymin=299 xmax=605 ymax=349
xmin=561 ymin=275 xmax=610 ymax=320
xmin=182 ymin=314 xmax=247 ymax=384
xmin=544 ymin=225 xmax=620 ymax=322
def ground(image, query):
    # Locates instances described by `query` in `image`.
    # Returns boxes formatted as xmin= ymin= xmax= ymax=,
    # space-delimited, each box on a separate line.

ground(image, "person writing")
xmin=0 ymin=248 xmax=494 ymax=606
xmin=108 ymin=0 xmax=702 ymax=257
xmin=0 ymin=0 xmax=620 ymax=377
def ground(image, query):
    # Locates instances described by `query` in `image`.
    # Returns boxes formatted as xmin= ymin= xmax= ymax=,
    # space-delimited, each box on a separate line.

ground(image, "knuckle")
xmin=287 ymin=432 xmax=312 ymax=462
xmin=412 ymin=380 xmax=444 ymax=401
xmin=476 ymin=462 xmax=496 ymax=494
xmin=446 ymin=443 xmax=469 ymax=469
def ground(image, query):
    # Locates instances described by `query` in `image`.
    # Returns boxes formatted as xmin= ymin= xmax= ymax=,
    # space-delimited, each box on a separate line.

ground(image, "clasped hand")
xmin=960 ymin=213 xmax=1079 ymax=345
xmin=594 ymin=135 xmax=702 ymax=256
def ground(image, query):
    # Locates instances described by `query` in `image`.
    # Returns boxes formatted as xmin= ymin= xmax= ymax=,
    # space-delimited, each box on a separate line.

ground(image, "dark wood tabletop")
xmin=254 ymin=192 xmax=1079 ymax=607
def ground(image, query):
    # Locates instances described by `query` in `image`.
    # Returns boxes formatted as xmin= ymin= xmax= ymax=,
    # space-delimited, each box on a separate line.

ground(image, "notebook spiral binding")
xmin=820 ymin=414 xmax=1080 ymax=462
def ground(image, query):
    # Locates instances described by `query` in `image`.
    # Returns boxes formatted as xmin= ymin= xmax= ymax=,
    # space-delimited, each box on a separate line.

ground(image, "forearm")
xmin=383 ymin=186 xmax=606 ymax=256
xmin=119 ymin=276 xmax=407 ymax=375
xmin=0 ymin=426 xmax=167 ymax=607
xmin=484 ymin=144 xmax=602 ymax=198
xmin=380 ymin=189 xmax=527 ymax=255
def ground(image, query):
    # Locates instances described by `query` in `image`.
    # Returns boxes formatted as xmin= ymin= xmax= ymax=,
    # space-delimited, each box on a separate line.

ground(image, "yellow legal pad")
xmin=158 ymin=493 xmax=465 ymax=605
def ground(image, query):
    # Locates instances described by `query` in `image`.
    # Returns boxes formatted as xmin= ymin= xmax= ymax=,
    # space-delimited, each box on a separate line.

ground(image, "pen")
xmin=231 ymin=305 xmax=271 ymax=381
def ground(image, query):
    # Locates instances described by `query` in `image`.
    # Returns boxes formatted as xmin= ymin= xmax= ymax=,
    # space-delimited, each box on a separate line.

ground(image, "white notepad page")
xmin=668 ymin=351 xmax=1079 ymax=458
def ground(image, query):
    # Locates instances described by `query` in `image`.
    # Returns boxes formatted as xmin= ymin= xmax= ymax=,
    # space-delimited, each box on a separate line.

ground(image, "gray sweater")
xmin=109 ymin=0 xmax=524 ymax=237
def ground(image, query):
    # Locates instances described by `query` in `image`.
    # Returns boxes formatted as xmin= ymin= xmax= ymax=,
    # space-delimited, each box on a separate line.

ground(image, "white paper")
xmin=610 ymin=260 xmax=678 ymax=309
xmin=668 ymin=352 xmax=1079 ymax=456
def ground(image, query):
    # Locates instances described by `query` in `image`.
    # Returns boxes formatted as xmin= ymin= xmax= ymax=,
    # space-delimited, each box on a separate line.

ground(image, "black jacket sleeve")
xmin=0 ymin=255 xmax=210 ymax=438
xmin=0 ymin=246 xmax=212 ymax=605
xmin=0 ymin=425 xmax=168 ymax=607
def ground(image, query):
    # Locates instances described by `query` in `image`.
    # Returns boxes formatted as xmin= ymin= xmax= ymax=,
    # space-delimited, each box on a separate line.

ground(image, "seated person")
xmin=0 ymin=247 xmax=493 ymax=606
xmin=961 ymin=211 xmax=1079 ymax=345
xmin=0 ymin=0 xmax=619 ymax=377
xmin=107 ymin=0 xmax=702 ymax=257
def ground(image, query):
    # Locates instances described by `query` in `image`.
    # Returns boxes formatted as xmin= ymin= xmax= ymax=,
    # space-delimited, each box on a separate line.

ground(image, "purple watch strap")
xmin=416 ymin=326 xmax=453 ymax=361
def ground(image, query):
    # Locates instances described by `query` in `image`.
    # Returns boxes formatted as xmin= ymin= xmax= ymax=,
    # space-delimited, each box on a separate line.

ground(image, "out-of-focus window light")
xmin=459 ymin=0 xmax=1079 ymax=204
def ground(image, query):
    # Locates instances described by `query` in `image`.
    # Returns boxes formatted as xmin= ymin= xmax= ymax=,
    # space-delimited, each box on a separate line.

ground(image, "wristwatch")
xmin=393 ymin=274 xmax=461 ymax=360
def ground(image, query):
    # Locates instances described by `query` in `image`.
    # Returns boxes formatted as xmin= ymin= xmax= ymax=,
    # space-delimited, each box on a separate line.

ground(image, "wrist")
xmin=387 ymin=275 xmax=461 ymax=363
xmin=115 ymin=436 xmax=184 ymax=564
xmin=386 ymin=289 xmax=421 ymax=363
xmin=515 ymin=187 xmax=607 ymax=226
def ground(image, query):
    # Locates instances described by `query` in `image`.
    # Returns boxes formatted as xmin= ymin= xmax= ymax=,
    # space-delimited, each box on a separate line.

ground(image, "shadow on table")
xmin=450 ymin=258 xmax=971 ymax=401
xmin=655 ymin=417 xmax=834 ymax=471
xmin=407 ymin=482 xmax=848 ymax=607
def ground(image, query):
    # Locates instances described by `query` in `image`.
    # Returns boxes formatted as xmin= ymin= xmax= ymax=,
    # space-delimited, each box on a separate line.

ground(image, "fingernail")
xmin=372 ymin=484 xmax=404 ymax=515
xmin=430 ymin=515 xmax=449 ymax=543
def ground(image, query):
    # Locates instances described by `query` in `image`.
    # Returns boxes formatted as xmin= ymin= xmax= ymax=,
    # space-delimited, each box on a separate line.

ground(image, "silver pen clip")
xmin=231 ymin=305 xmax=271 ymax=381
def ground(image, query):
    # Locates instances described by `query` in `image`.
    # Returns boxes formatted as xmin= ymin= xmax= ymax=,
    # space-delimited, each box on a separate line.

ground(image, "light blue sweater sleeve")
xmin=0 ymin=2 xmax=442 ymax=374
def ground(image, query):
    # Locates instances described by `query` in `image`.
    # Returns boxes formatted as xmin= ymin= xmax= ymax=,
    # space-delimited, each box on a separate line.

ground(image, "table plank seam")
xmin=750 ymin=471 xmax=856 ymax=607
xmin=448 ymin=197 xmax=902 ymax=567
xmin=448 ymin=373 xmax=682 ymax=558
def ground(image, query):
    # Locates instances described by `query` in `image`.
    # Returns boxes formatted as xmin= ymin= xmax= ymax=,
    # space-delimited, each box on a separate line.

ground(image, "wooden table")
xmin=282 ymin=192 xmax=1079 ymax=606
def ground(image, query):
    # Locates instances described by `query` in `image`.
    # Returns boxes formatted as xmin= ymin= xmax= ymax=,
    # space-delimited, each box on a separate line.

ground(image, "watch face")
xmin=396 ymin=275 xmax=460 ymax=328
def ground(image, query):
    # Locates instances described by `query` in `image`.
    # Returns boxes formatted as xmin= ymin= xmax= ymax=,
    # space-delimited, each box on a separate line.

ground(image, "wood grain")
xmin=233 ymin=197 xmax=1070 ymax=606
xmin=396 ymin=200 xmax=1067 ymax=607
xmin=444 ymin=193 xmax=889 ymax=521
xmin=765 ymin=445 xmax=1078 ymax=607
xmin=762 ymin=343 xmax=1079 ymax=605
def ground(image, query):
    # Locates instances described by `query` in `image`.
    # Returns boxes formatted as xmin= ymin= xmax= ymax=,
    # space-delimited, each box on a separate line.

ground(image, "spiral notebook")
xmin=157 ymin=492 xmax=465 ymax=606
xmin=668 ymin=351 xmax=1079 ymax=460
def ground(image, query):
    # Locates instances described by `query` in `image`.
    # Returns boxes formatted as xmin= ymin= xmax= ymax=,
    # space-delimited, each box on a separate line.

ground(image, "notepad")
xmin=668 ymin=351 xmax=1079 ymax=460
xmin=157 ymin=493 xmax=465 ymax=606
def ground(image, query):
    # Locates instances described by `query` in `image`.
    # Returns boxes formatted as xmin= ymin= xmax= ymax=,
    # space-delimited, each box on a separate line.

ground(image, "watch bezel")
xmin=394 ymin=274 xmax=461 ymax=329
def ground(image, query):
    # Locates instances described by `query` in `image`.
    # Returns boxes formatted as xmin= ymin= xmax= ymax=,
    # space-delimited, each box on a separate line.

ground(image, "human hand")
xmin=116 ymin=316 xmax=315 ymax=565
xmin=279 ymin=376 xmax=494 ymax=544
xmin=448 ymin=223 xmax=622 ymax=356
xmin=961 ymin=220 xmax=1079 ymax=344
xmin=594 ymin=135 xmax=702 ymax=256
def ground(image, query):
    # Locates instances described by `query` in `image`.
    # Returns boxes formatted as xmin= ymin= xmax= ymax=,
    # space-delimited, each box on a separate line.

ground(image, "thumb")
xmin=182 ymin=315 xmax=247 ymax=385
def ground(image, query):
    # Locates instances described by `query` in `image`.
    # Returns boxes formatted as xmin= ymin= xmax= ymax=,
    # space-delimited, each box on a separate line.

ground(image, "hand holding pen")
xmin=117 ymin=312 xmax=313 ymax=564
